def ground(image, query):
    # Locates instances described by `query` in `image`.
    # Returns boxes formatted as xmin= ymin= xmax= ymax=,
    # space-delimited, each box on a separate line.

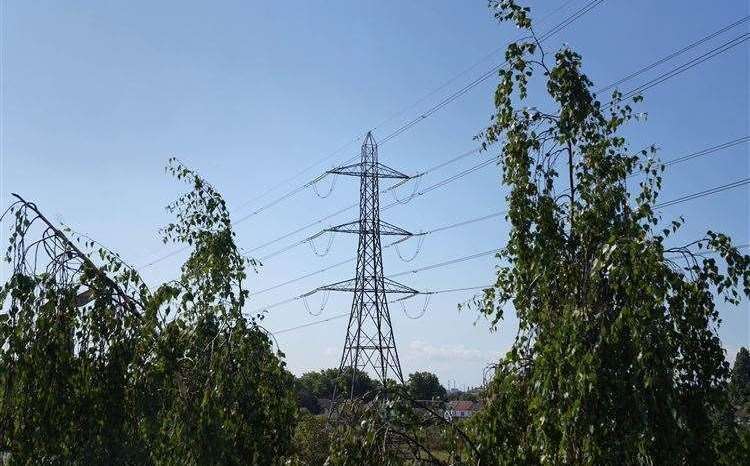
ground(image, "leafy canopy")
xmin=297 ymin=367 xmax=378 ymax=400
xmin=730 ymin=347 xmax=750 ymax=407
xmin=407 ymin=371 xmax=447 ymax=401
xmin=467 ymin=1 xmax=750 ymax=465
xmin=0 ymin=159 xmax=296 ymax=465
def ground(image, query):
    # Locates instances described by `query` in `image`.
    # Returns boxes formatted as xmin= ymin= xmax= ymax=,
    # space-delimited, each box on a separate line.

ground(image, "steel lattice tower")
xmin=318 ymin=132 xmax=417 ymax=394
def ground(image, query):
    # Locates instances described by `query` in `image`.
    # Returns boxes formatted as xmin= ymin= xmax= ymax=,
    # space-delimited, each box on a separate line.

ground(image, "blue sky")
xmin=2 ymin=0 xmax=748 ymax=387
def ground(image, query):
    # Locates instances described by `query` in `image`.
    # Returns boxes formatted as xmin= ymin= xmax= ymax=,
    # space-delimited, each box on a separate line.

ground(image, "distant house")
xmin=445 ymin=400 xmax=478 ymax=420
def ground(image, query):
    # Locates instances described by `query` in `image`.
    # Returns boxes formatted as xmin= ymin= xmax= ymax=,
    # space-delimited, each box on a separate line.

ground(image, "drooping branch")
xmin=6 ymin=193 xmax=145 ymax=317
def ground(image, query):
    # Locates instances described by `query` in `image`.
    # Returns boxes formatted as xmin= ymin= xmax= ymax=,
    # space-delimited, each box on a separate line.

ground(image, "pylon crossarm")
xmin=383 ymin=278 xmax=419 ymax=296
xmin=324 ymin=220 xmax=360 ymax=235
xmin=373 ymin=163 xmax=410 ymax=179
xmin=326 ymin=162 xmax=363 ymax=177
xmin=317 ymin=277 xmax=418 ymax=295
xmin=379 ymin=220 xmax=412 ymax=237
xmin=327 ymin=162 xmax=411 ymax=179
xmin=325 ymin=219 xmax=412 ymax=236
xmin=317 ymin=278 xmax=358 ymax=293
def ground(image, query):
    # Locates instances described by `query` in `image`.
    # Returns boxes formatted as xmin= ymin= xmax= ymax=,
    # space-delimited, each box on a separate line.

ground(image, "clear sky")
xmin=2 ymin=0 xmax=748 ymax=387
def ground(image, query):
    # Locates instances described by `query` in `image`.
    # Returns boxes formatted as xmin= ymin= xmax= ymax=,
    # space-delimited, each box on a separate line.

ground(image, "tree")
xmin=730 ymin=347 xmax=750 ymax=406
xmin=463 ymin=2 xmax=750 ymax=465
xmin=325 ymin=399 xmax=405 ymax=466
xmin=295 ymin=385 xmax=321 ymax=414
xmin=0 ymin=194 xmax=149 ymax=463
xmin=288 ymin=412 xmax=333 ymax=465
xmin=297 ymin=367 xmax=377 ymax=400
xmin=325 ymin=388 xmax=478 ymax=465
xmin=407 ymin=371 xmax=447 ymax=400
xmin=0 ymin=159 xmax=297 ymax=464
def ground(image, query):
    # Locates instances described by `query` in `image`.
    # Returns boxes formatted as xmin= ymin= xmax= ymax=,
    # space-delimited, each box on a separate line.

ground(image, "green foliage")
xmin=325 ymin=389 xmax=479 ymax=466
xmin=132 ymin=314 xmax=296 ymax=465
xmin=0 ymin=159 xmax=296 ymax=464
xmin=287 ymin=413 xmax=333 ymax=465
xmin=466 ymin=2 xmax=750 ymax=464
xmin=296 ymin=367 xmax=377 ymax=400
xmin=0 ymin=198 xmax=147 ymax=463
xmin=134 ymin=160 xmax=297 ymax=464
xmin=295 ymin=384 xmax=321 ymax=414
xmin=406 ymin=371 xmax=447 ymax=401
xmin=730 ymin=347 xmax=750 ymax=406
xmin=325 ymin=398 xmax=415 ymax=466
xmin=326 ymin=420 xmax=400 ymax=465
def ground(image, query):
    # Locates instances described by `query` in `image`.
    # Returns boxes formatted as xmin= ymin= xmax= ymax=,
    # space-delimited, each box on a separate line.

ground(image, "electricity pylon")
xmin=317 ymin=131 xmax=417 ymax=396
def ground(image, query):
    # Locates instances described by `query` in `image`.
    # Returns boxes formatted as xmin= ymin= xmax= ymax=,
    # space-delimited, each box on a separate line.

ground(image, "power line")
xmin=390 ymin=147 xmax=481 ymax=191
xmin=384 ymin=157 xmax=498 ymax=208
xmin=139 ymin=246 xmax=188 ymax=269
xmin=656 ymin=178 xmax=749 ymax=209
xmin=240 ymin=24 xmax=750 ymax=261
xmin=272 ymin=312 xmax=350 ymax=335
xmin=228 ymin=0 xmax=607 ymax=226
xmin=596 ymin=16 xmax=749 ymax=94
xmin=663 ymin=137 xmax=749 ymax=168
xmin=140 ymin=147 xmax=494 ymax=267
xmin=234 ymin=172 xmax=329 ymax=223
xmin=271 ymin=236 xmax=750 ymax=334
xmin=269 ymin=174 xmax=750 ymax=336
xmin=270 ymin=285 xmax=492 ymax=335
xmin=379 ymin=0 xmax=606 ymax=144
xmin=253 ymin=148 xmax=495 ymax=258
xmin=387 ymin=249 xmax=500 ymax=279
xmin=423 ymin=211 xmax=507 ymax=236
xmin=230 ymin=136 xmax=361 ymax=214
xmin=253 ymin=135 xmax=748 ymax=268
xmin=269 ymin=234 xmax=749 ymax=335
xmin=273 ymin=239 xmax=750 ymax=336
xmin=253 ymin=256 xmax=355 ymax=296
xmin=252 ymin=209 xmax=508 ymax=296
xmin=368 ymin=0 xmax=583 ymax=135
xmin=251 ymin=250 xmax=498 ymax=314
xmin=619 ymin=33 xmax=750 ymax=101
xmin=133 ymin=1 xmax=611 ymax=270
xmin=242 ymin=0 xmax=607 ymax=219
xmin=231 ymin=0 xmax=591 ymax=221
xmin=138 ymin=12 xmax=748 ymax=271
xmin=251 ymin=176 xmax=750 ymax=315
xmin=251 ymin=205 xmax=358 ymax=257
xmin=388 ymin=21 xmax=750 ymax=208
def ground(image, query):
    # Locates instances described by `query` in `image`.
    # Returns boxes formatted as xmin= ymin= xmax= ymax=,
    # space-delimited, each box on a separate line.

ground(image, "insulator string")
xmin=400 ymin=294 xmax=431 ymax=319
xmin=306 ymin=230 xmax=335 ymax=257
xmin=394 ymin=234 xmax=426 ymax=262
xmin=312 ymin=173 xmax=338 ymax=198
xmin=301 ymin=293 xmax=323 ymax=317
xmin=390 ymin=177 xmax=421 ymax=205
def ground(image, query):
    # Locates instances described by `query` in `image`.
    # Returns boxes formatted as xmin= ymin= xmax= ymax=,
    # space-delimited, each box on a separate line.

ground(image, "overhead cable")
xmin=230 ymin=0 xmax=596 ymax=221
xmin=138 ymin=12 xmax=747 ymax=270
xmin=251 ymin=135 xmax=749 ymax=291
xmin=238 ymin=26 xmax=750 ymax=261
xmin=251 ymin=176 xmax=750 ymax=313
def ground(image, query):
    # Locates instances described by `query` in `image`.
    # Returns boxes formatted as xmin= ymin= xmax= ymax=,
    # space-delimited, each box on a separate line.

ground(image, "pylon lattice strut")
xmin=318 ymin=132 xmax=417 ymax=396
